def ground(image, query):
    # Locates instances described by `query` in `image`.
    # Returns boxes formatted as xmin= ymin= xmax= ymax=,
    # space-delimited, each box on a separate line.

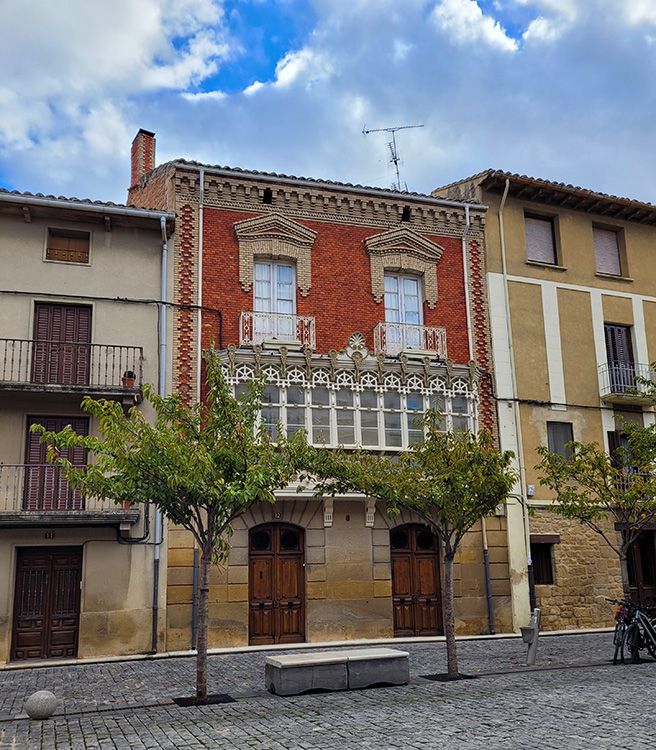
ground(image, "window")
xmin=593 ymin=227 xmax=622 ymax=276
xmin=524 ymin=214 xmax=557 ymax=265
xmin=531 ymin=543 xmax=555 ymax=585
xmin=384 ymin=274 xmax=423 ymax=351
xmin=547 ymin=422 xmax=574 ymax=458
xmin=254 ymin=261 xmax=295 ymax=314
xmin=251 ymin=383 xmax=475 ymax=449
xmin=604 ymin=324 xmax=635 ymax=393
xmin=45 ymin=229 xmax=90 ymax=264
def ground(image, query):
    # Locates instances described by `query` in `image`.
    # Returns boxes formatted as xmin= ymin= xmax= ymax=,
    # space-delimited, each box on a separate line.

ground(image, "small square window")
xmin=547 ymin=422 xmax=573 ymax=458
xmin=531 ymin=543 xmax=555 ymax=585
xmin=46 ymin=229 xmax=90 ymax=263
xmin=525 ymin=214 xmax=556 ymax=264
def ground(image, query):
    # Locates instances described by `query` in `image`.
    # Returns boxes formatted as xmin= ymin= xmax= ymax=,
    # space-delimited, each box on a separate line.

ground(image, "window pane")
xmin=384 ymin=412 xmax=402 ymax=447
xmin=336 ymin=410 xmax=355 ymax=445
xmin=452 ymin=396 xmax=468 ymax=413
xmin=235 ymin=383 xmax=249 ymax=398
xmin=452 ymin=415 xmax=469 ymax=432
xmin=262 ymin=407 xmax=279 ymax=440
xmin=287 ymin=407 xmax=305 ymax=436
xmin=336 ymin=389 xmax=353 ymax=407
xmin=360 ymin=390 xmax=378 ymax=409
xmin=384 ymin=392 xmax=400 ymax=409
xmin=312 ymin=409 xmax=330 ymax=443
xmin=402 ymin=278 xmax=420 ymax=324
xmin=547 ymin=422 xmax=574 ymax=458
xmin=254 ymin=263 xmax=272 ymax=312
xmin=384 ymin=275 xmax=400 ymax=323
xmin=361 ymin=410 xmax=379 ymax=446
xmin=287 ymin=386 xmax=305 ymax=405
xmin=312 ymin=387 xmax=330 ymax=405
xmin=263 ymin=384 xmax=279 ymax=404
xmin=407 ymin=393 xmax=423 ymax=411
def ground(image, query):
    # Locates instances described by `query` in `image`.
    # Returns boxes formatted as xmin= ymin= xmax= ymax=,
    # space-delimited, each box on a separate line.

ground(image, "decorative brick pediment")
xmin=234 ymin=213 xmax=317 ymax=296
xmin=364 ymin=228 xmax=444 ymax=309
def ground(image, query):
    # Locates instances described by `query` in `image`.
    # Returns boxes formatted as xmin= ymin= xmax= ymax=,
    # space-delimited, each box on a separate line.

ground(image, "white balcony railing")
xmin=373 ymin=322 xmax=447 ymax=359
xmin=0 ymin=464 xmax=131 ymax=513
xmin=599 ymin=362 xmax=656 ymax=402
xmin=240 ymin=311 xmax=316 ymax=349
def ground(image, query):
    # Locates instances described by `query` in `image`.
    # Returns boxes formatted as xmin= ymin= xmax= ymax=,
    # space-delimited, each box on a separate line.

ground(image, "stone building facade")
xmin=128 ymin=130 xmax=511 ymax=649
xmin=434 ymin=170 xmax=656 ymax=629
xmin=0 ymin=189 xmax=174 ymax=663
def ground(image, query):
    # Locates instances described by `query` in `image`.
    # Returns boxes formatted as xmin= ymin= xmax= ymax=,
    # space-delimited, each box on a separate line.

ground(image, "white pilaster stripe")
xmin=487 ymin=273 xmax=514 ymax=401
xmin=541 ymin=284 xmax=566 ymax=405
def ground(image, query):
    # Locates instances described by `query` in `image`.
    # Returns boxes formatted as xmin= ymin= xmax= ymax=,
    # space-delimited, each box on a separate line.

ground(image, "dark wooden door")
xmin=32 ymin=303 xmax=92 ymax=385
xmin=249 ymin=524 xmax=305 ymax=645
xmin=11 ymin=547 xmax=82 ymax=661
xmin=628 ymin=531 xmax=656 ymax=604
xmin=24 ymin=416 xmax=88 ymax=510
xmin=391 ymin=525 xmax=442 ymax=636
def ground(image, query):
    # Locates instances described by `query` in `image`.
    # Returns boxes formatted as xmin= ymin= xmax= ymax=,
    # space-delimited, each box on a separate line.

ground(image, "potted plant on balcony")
xmin=121 ymin=370 xmax=136 ymax=387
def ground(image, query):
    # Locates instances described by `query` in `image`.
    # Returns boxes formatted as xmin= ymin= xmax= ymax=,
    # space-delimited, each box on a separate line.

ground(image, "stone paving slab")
xmin=0 ymin=633 xmax=653 ymax=749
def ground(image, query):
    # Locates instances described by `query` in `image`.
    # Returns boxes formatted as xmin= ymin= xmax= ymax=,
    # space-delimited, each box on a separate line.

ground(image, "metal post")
xmin=521 ymin=607 xmax=542 ymax=666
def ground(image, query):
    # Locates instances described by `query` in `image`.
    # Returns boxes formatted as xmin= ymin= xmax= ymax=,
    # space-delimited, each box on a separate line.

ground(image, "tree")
xmin=307 ymin=420 xmax=515 ymax=677
xmin=32 ymin=350 xmax=304 ymax=703
xmin=536 ymin=420 xmax=656 ymax=599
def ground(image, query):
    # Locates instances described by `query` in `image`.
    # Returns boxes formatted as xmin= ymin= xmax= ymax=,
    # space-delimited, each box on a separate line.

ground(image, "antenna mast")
xmin=362 ymin=123 xmax=424 ymax=192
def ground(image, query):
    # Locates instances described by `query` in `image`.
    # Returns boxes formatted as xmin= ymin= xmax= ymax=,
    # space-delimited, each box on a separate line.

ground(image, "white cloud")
xmin=393 ymin=40 xmax=413 ymax=62
xmin=243 ymin=81 xmax=266 ymax=96
xmin=273 ymin=48 xmax=334 ymax=88
xmin=181 ymin=90 xmax=227 ymax=102
xmin=517 ymin=0 xmax=577 ymax=41
xmin=431 ymin=0 xmax=519 ymax=52
xmin=617 ymin=0 xmax=656 ymax=25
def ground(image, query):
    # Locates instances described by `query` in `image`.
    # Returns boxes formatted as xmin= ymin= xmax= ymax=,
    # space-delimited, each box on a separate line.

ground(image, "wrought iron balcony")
xmin=599 ymin=362 xmax=656 ymax=404
xmin=240 ymin=311 xmax=316 ymax=350
xmin=0 ymin=339 xmax=143 ymax=392
xmin=0 ymin=464 xmax=139 ymax=525
xmin=373 ymin=322 xmax=448 ymax=359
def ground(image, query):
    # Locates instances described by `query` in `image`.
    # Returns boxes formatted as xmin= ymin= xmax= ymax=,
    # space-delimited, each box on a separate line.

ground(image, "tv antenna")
xmin=362 ymin=123 xmax=424 ymax=192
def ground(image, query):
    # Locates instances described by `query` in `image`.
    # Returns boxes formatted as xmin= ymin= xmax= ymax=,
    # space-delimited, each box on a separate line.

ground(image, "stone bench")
xmin=265 ymin=648 xmax=410 ymax=696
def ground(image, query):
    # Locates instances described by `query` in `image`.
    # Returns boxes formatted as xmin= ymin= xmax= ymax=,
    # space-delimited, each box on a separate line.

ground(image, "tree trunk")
xmin=443 ymin=551 xmax=458 ymax=678
xmin=196 ymin=547 xmax=211 ymax=703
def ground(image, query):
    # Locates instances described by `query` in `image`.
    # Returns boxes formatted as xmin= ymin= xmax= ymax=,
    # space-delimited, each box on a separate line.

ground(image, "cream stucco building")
xmin=0 ymin=189 xmax=174 ymax=663
xmin=434 ymin=171 xmax=656 ymax=630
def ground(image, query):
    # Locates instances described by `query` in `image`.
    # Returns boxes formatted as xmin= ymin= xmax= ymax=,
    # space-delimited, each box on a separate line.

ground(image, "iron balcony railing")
xmin=599 ymin=362 xmax=656 ymax=400
xmin=373 ymin=322 xmax=448 ymax=358
xmin=0 ymin=464 xmax=130 ymax=513
xmin=240 ymin=311 xmax=316 ymax=349
xmin=0 ymin=339 xmax=143 ymax=389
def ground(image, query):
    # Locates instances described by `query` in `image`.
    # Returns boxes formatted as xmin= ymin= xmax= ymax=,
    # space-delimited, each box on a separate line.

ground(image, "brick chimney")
xmin=130 ymin=129 xmax=156 ymax=187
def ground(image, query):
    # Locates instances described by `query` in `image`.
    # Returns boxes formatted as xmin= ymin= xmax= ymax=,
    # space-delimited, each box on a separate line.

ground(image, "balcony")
xmin=373 ymin=322 xmax=448 ymax=359
xmin=0 ymin=464 xmax=140 ymax=526
xmin=0 ymin=339 xmax=143 ymax=395
xmin=240 ymin=311 xmax=316 ymax=350
xmin=599 ymin=362 xmax=656 ymax=404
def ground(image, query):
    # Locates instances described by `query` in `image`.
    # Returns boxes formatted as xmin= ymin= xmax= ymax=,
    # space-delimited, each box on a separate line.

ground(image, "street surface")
xmin=0 ymin=632 xmax=653 ymax=749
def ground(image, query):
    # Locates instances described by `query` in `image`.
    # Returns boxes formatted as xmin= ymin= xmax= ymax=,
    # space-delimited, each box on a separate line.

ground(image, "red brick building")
xmin=128 ymin=129 xmax=511 ymax=650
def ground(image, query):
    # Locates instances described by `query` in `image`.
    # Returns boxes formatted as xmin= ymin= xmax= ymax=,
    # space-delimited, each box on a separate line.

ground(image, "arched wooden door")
xmin=249 ymin=524 xmax=305 ymax=645
xmin=390 ymin=525 xmax=443 ymax=637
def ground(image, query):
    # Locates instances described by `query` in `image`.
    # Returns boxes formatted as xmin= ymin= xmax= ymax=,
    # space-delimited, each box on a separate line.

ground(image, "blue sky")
xmin=2 ymin=0 xmax=656 ymax=205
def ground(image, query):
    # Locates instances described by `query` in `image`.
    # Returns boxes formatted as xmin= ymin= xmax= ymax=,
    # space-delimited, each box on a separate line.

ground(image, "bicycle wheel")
xmin=624 ymin=622 xmax=642 ymax=664
xmin=613 ymin=621 xmax=627 ymax=665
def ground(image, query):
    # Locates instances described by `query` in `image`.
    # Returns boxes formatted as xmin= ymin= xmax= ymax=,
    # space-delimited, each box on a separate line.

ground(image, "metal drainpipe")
xmin=192 ymin=547 xmax=199 ymax=649
xmin=151 ymin=215 xmax=168 ymax=654
xmin=498 ymin=179 xmax=535 ymax=614
xmin=196 ymin=169 xmax=205 ymax=399
xmin=461 ymin=204 xmax=474 ymax=360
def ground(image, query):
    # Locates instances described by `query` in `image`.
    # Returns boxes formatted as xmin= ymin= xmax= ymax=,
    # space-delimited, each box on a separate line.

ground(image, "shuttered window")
xmin=593 ymin=227 xmax=621 ymax=276
xmin=46 ymin=229 xmax=90 ymax=264
xmin=604 ymin=324 xmax=633 ymax=364
xmin=32 ymin=304 xmax=92 ymax=385
xmin=524 ymin=215 xmax=557 ymax=264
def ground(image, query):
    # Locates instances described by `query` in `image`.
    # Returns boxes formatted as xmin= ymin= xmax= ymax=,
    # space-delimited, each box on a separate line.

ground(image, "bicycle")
xmin=624 ymin=602 xmax=656 ymax=663
xmin=608 ymin=599 xmax=635 ymax=665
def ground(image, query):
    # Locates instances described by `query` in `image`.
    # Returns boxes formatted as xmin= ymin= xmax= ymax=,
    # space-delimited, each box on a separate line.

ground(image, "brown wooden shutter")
xmin=525 ymin=215 xmax=556 ymax=264
xmin=594 ymin=227 xmax=621 ymax=275
xmin=604 ymin=324 xmax=633 ymax=364
xmin=32 ymin=304 xmax=91 ymax=385
xmin=608 ymin=430 xmax=622 ymax=468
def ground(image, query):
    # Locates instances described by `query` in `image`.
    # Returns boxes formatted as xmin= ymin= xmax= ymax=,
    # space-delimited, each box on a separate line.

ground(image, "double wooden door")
xmin=11 ymin=547 xmax=82 ymax=661
xmin=249 ymin=524 xmax=305 ymax=645
xmin=32 ymin=303 xmax=92 ymax=386
xmin=391 ymin=525 xmax=443 ymax=637
xmin=628 ymin=530 xmax=656 ymax=604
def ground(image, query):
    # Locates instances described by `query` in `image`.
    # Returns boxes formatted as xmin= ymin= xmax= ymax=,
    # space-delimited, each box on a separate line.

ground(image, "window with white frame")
xmin=255 ymin=384 xmax=475 ymax=449
xmin=253 ymin=261 xmax=296 ymax=340
xmin=384 ymin=274 xmax=423 ymax=350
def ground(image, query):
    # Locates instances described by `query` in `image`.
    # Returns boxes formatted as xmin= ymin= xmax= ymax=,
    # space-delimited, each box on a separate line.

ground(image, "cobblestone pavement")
xmin=1 ymin=632 xmax=654 ymax=749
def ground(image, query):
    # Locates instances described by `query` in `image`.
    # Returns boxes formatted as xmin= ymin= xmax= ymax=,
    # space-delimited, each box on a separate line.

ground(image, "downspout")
xmin=461 ymin=204 xmax=474 ymax=360
xmin=196 ymin=169 xmax=205 ymax=400
xmin=481 ymin=517 xmax=495 ymax=634
xmin=151 ymin=215 xmax=168 ymax=653
xmin=498 ymin=179 xmax=535 ymax=615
